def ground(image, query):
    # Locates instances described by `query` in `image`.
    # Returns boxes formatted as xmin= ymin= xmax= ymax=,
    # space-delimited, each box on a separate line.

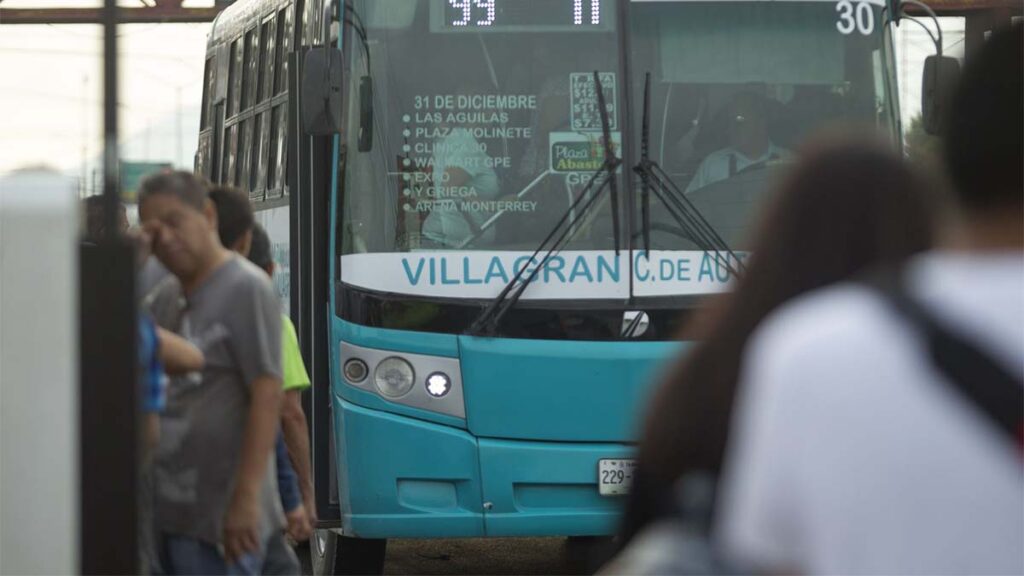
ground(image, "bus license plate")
xmin=598 ymin=459 xmax=637 ymax=496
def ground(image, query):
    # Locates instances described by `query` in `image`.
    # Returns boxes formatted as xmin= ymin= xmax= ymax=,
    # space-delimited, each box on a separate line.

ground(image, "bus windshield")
xmin=338 ymin=0 xmax=897 ymax=301
xmin=629 ymin=0 xmax=897 ymax=251
xmin=340 ymin=0 xmax=624 ymax=256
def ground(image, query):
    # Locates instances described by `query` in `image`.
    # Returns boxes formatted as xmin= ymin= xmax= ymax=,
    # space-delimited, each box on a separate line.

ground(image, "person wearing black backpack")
xmin=716 ymin=25 xmax=1023 ymax=575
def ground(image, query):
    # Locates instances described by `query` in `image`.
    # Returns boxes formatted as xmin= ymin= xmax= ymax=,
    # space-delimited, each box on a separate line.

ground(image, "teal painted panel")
xmin=478 ymin=438 xmax=634 ymax=536
xmin=459 ymin=337 xmax=682 ymax=442
xmin=334 ymin=382 xmax=467 ymax=429
xmin=333 ymin=398 xmax=484 ymax=538
xmin=335 ymin=318 xmax=459 ymax=358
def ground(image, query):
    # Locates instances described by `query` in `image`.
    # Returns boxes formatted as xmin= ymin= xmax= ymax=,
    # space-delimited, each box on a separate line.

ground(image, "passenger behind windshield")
xmin=686 ymin=92 xmax=791 ymax=193
xmin=420 ymin=82 xmax=501 ymax=249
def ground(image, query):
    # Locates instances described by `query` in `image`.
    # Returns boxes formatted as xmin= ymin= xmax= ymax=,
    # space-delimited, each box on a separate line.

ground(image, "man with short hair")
xmin=716 ymin=26 xmax=1023 ymax=575
xmin=139 ymin=171 xmax=283 ymax=575
xmin=210 ymin=185 xmax=256 ymax=256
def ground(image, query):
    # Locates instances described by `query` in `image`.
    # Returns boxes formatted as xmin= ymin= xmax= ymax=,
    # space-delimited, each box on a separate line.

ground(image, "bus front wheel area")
xmin=311 ymin=529 xmax=387 ymax=576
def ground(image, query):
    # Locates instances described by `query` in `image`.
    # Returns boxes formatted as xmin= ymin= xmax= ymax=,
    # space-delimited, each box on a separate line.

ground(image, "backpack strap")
xmin=866 ymin=271 xmax=1024 ymax=455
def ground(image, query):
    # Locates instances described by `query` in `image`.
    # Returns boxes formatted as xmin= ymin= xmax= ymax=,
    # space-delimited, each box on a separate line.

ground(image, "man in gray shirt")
xmin=139 ymin=171 xmax=283 ymax=575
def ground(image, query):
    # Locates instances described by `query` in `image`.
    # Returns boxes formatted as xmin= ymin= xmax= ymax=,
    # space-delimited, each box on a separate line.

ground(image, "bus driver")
xmin=686 ymin=91 xmax=790 ymax=193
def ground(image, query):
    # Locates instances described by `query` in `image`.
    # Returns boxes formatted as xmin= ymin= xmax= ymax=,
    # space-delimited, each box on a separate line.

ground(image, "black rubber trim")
xmin=335 ymin=282 xmax=702 ymax=341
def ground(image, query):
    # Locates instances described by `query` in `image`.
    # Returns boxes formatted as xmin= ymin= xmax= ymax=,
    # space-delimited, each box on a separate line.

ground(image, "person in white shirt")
xmin=686 ymin=92 xmax=790 ymax=193
xmin=716 ymin=25 xmax=1023 ymax=575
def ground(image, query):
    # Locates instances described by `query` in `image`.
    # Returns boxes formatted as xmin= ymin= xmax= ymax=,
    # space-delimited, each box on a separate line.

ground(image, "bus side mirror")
xmin=301 ymin=47 xmax=344 ymax=135
xmin=921 ymin=55 xmax=960 ymax=135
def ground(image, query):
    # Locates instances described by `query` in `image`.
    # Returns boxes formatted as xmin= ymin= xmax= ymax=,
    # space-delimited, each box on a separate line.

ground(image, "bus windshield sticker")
xmin=570 ymin=72 xmax=617 ymax=132
xmin=401 ymin=91 xmax=539 ymax=221
xmin=549 ymin=131 xmax=622 ymax=173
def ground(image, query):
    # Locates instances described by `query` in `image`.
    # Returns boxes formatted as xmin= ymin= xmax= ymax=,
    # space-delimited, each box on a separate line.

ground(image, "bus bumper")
xmin=333 ymin=397 xmax=632 ymax=539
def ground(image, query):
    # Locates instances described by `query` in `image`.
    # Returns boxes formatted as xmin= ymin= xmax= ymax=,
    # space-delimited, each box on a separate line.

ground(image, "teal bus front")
xmin=329 ymin=0 xmax=898 ymax=539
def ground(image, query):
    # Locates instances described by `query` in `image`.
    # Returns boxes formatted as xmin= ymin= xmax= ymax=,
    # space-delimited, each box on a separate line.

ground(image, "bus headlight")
xmin=343 ymin=358 xmax=369 ymax=383
xmin=374 ymin=356 xmax=415 ymax=398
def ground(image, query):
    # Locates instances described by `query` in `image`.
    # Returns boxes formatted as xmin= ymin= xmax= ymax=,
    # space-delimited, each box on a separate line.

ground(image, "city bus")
xmin=197 ymin=0 xmax=935 ymax=572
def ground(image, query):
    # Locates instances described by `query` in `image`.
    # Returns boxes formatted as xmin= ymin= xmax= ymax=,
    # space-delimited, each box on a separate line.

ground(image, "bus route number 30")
xmin=836 ymin=0 xmax=875 ymax=36
xmin=598 ymin=459 xmax=637 ymax=496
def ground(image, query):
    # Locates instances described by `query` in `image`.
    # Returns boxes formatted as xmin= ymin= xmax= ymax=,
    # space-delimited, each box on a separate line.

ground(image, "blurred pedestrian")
xmin=82 ymin=193 xmax=205 ymax=574
xmin=81 ymin=194 xmax=204 ymax=450
xmin=247 ymin=223 xmax=317 ymax=540
xmin=209 ymin=185 xmax=256 ymax=256
xmin=82 ymin=194 xmax=128 ymax=243
xmin=247 ymin=223 xmax=316 ymax=573
xmin=610 ymin=135 xmax=937 ymax=574
xmin=209 ymin=189 xmax=311 ymax=575
xmin=716 ymin=26 xmax=1023 ymax=574
xmin=140 ymin=310 xmax=206 ymax=576
xmin=139 ymin=172 xmax=284 ymax=575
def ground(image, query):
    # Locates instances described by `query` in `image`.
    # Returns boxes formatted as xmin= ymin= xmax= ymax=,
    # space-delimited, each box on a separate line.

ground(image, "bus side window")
xmin=258 ymin=17 xmax=275 ymax=103
xmin=238 ymin=118 xmax=253 ymax=191
xmin=197 ymin=56 xmax=215 ymax=177
xmin=220 ymin=123 xmax=234 ymax=186
xmin=303 ymin=0 xmax=323 ymax=46
xmin=275 ymin=6 xmax=292 ymax=96
xmin=201 ymin=56 xmax=214 ymax=131
xmin=242 ymin=28 xmax=258 ymax=112
xmin=228 ymin=38 xmax=242 ymax=118
xmin=268 ymin=106 xmax=286 ymax=197
xmin=253 ymin=112 xmax=269 ymax=199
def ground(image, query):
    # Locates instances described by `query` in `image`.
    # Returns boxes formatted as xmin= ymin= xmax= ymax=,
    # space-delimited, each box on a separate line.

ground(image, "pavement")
xmin=300 ymin=536 xmax=609 ymax=575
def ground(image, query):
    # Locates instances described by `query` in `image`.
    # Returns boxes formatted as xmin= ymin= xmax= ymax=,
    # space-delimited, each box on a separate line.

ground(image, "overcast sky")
xmin=0 ymin=1 xmax=962 ymax=182
xmin=0 ymin=0 xmax=213 ymax=179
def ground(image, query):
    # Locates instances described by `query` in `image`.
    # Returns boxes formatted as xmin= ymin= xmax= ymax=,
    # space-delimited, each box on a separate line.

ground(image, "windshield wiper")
xmin=467 ymin=72 xmax=621 ymax=336
xmin=633 ymin=72 xmax=746 ymax=278
xmin=456 ymin=169 xmax=552 ymax=249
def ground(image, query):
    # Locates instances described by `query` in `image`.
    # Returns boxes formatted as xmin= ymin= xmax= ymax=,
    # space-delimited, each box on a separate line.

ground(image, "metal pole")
xmin=79 ymin=1 xmax=139 ymax=573
xmin=176 ymin=85 xmax=183 ymax=168
xmin=102 ymin=0 xmax=118 ymax=238
xmin=81 ymin=74 xmax=88 ymax=198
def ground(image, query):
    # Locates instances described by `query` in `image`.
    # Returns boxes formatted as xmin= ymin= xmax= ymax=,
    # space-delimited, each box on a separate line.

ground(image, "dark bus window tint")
xmin=278 ymin=6 xmax=293 ymax=95
xmin=314 ymin=0 xmax=324 ymax=44
xmin=232 ymin=39 xmax=244 ymax=116
xmin=238 ymin=118 xmax=253 ymax=189
xmin=258 ymin=111 xmax=272 ymax=194
xmin=242 ymin=29 xmax=257 ymax=110
xmin=223 ymin=123 xmax=238 ymax=185
xmin=302 ymin=0 xmax=317 ymax=46
xmin=227 ymin=40 xmax=239 ymax=117
xmin=268 ymin=106 xmax=281 ymax=194
xmin=301 ymin=0 xmax=310 ymax=45
xmin=274 ymin=8 xmax=287 ymax=95
xmin=250 ymin=113 xmax=264 ymax=196
xmin=258 ymin=19 xmax=274 ymax=102
xmin=200 ymin=56 xmax=213 ymax=129
xmin=196 ymin=133 xmax=210 ymax=177
xmin=278 ymin=106 xmax=288 ymax=194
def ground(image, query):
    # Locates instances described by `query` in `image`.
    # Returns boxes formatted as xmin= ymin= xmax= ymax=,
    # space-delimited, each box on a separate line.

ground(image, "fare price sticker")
xmin=570 ymin=72 xmax=618 ymax=132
